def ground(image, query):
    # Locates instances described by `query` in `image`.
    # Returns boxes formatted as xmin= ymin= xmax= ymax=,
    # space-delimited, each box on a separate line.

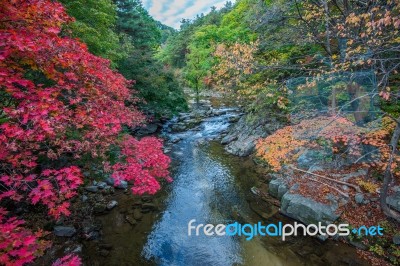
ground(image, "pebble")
xmin=85 ymin=186 xmax=98 ymax=193
xmin=125 ymin=215 xmax=137 ymax=226
xmin=106 ymin=200 xmax=118 ymax=210
xmin=54 ymin=226 xmax=76 ymax=237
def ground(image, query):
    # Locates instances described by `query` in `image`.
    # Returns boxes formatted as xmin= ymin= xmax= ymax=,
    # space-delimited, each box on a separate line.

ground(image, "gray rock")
xmin=104 ymin=177 xmax=115 ymax=186
xmin=297 ymin=149 xmax=329 ymax=169
xmin=83 ymin=171 xmax=90 ymax=177
xmin=178 ymin=113 xmax=190 ymax=122
xmin=290 ymin=183 xmax=300 ymax=191
xmin=135 ymin=123 xmax=158 ymax=136
xmin=225 ymin=135 xmax=258 ymax=157
xmin=387 ymin=192 xmax=400 ymax=212
xmin=212 ymin=109 xmax=227 ymax=116
xmin=84 ymin=230 xmax=100 ymax=240
xmin=393 ymin=235 xmax=400 ymax=245
xmin=268 ymin=178 xmax=288 ymax=200
xmin=326 ymin=193 xmax=338 ymax=205
xmin=65 ymin=244 xmax=83 ymax=254
xmin=317 ymin=234 xmax=329 ymax=242
xmin=309 ymin=165 xmax=324 ymax=172
xmin=280 ymin=192 xmax=341 ymax=225
xmin=116 ymin=180 xmax=128 ymax=189
xmin=81 ymin=195 xmax=88 ymax=202
xmin=355 ymin=193 xmax=364 ymax=204
xmin=169 ymin=136 xmax=182 ymax=144
xmin=83 ymin=225 xmax=96 ymax=234
xmin=54 ymin=226 xmax=76 ymax=237
xmin=72 ymin=245 xmax=83 ymax=253
xmin=221 ymin=134 xmax=238 ymax=145
xmin=104 ymin=178 xmax=127 ymax=189
xmin=85 ymin=186 xmax=98 ymax=193
xmin=106 ymin=200 xmax=118 ymax=210
xmin=223 ymin=115 xmax=283 ymax=157
xmin=171 ymin=123 xmax=187 ymax=132
xmin=97 ymin=182 xmax=107 ymax=189
xmin=349 ymin=240 xmax=367 ymax=250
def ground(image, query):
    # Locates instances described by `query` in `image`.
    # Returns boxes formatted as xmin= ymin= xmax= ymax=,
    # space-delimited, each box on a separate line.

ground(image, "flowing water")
xmin=140 ymin=108 xmax=365 ymax=266
xmin=143 ymin=109 xmax=250 ymax=265
xmin=83 ymin=107 xmax=367 ymax=266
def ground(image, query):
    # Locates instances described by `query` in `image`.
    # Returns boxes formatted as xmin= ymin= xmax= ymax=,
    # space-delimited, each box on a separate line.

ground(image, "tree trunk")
xmin=195 ymin=82 xmax=200 ymax=105
xmin=331 ymin=88 xmax=337 ymax=114
xmin=380 ymin=117 xmax=400 ymax=222
xmin=322 ymin=0 xmax=336 ymax=114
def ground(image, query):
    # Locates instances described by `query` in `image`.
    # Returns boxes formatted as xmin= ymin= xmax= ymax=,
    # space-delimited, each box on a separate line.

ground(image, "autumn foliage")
xmin=111 ymin=136 xmax=171 ymax=195
xmin=256 ymin=115 xmax=399 ymax=177
xmin=0 ymin=0 xmax=171 ymax=264
xmin=0 ymin=208 xmax=50 ymax=265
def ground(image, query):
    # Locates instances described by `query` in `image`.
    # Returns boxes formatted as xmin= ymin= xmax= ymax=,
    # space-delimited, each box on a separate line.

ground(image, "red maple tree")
xmin=0 ymin=0 xmax=171 ymax=264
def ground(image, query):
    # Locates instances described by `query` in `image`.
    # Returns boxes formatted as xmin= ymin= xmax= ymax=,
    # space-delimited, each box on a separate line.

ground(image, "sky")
xmin=142 ymin=0 xmax=234 ymax=29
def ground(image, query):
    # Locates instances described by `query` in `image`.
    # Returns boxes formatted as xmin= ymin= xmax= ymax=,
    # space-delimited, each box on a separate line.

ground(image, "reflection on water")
xmin=142 ymin=109 xmax=299 ymax=266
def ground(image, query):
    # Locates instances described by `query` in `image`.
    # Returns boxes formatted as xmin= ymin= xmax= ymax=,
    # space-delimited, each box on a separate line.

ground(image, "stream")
xmin=143 ymin=108 xmax=253 ymax=265
xmin=83 ymin=104 xmax=367 ymax=266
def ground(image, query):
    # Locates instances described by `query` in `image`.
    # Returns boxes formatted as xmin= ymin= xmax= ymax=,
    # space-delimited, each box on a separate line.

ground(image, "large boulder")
xmin=222 ymin=115 xmax=283 ymax=157
xmin=268 ymin=178 xmax=288 ymax=200
xmin=221 ymin=134 xmax=238 ymax=145
xmin=135 ymin=123 xmax=158 ymax=136
xmin=297 ymin=149 xmax=331 ymax=169
xmin=386 ymin=187 xmax=400 ymax=212
xmin=170 ymin=123 xmax=187 ymax=132
xmin=225 ymin=135 xmax=259 ymax=157
xmin=280 ymin=192 xmax=341 ymax=225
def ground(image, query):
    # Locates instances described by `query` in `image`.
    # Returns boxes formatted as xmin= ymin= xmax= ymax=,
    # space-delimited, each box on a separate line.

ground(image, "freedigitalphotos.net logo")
xmin=188 ymin=219 xmax=383 ymax=241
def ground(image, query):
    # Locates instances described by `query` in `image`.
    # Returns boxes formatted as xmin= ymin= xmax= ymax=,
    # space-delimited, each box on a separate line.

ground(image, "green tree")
xmin=115 ymin=0 xmax=161 ymax=49
xmin=185 ymin=41 xmax=214 ymax=104
xmin=115 ymin=0 xmax=187 ymax=117
xmin=59 ymin=0 xmax=124 ymax=66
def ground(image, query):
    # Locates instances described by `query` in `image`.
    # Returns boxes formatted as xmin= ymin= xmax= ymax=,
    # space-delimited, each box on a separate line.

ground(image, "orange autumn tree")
xmin=213 ymin=42 xmax=257 ymax=92
xmin=256 ymin=116 xmax=366 ymax=170
xmin=212 ymin=41 xmax=288 ymax=111
xmin=292 ymin=0 xmax=400 ymax=222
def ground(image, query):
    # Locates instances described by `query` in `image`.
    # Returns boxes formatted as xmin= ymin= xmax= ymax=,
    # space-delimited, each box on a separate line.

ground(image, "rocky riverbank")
xmin=221 ymin=113 xmax=285 ymax=157
xmin=33 ymin=90 xmax=383 ymax=265
xmin=33 ymin=93 xmax=243 ymax=265
xmin=220 ymin=110 xmax=400 ymax=264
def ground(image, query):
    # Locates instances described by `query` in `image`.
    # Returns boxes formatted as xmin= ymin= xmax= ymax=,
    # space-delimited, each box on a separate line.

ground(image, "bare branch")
xmin=290 ymin=165 xmax=362 ymax=193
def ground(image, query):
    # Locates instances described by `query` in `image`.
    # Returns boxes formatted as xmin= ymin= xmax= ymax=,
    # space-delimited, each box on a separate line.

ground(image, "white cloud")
xmin=142 ymin=0 xmax=235 ymax=29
